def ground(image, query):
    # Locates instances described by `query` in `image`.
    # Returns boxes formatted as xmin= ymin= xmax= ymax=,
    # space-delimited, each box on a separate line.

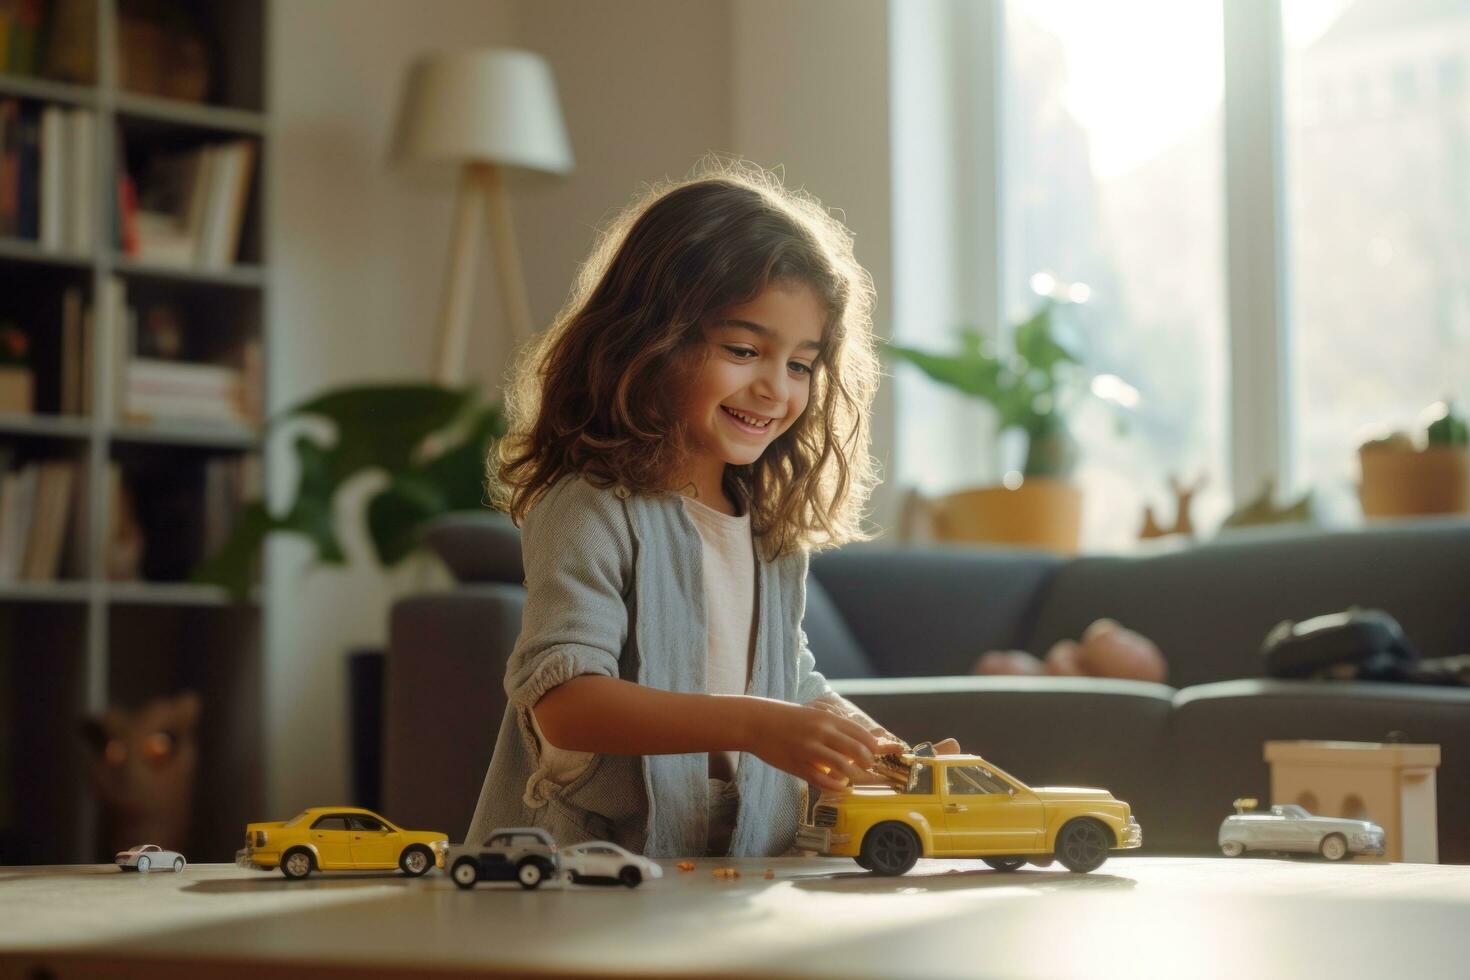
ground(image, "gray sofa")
xmin=385 ymin=514 xmax=1470 ymax=861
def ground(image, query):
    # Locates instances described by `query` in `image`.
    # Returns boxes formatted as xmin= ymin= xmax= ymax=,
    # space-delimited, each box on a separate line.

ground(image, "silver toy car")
xmin=1218 ymin=800 xmax=1385 ymax=860
xmin=116 ymin=843 xmax=187 ymax=872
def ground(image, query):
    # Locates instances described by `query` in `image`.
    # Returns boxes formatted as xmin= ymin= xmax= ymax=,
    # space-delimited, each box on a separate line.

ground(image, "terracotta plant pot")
xmin=929 ymin=478 xmax=1083 ymax=554
xmin=1358 ymin=445 xmax=1470 ymax=518
xmin=0 ymin=366 xmax=34 ymax=415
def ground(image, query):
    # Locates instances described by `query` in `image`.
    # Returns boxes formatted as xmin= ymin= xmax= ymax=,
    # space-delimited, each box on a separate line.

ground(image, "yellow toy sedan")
xmin=797 ymin=752 xmax=1141 ymax=876
xmin=236 ymin=807 xmax=449 ymax=880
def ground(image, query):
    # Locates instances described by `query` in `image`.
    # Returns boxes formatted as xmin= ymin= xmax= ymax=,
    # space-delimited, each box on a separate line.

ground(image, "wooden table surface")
xmin=1 ymin=855 xmax=1466 ymax=979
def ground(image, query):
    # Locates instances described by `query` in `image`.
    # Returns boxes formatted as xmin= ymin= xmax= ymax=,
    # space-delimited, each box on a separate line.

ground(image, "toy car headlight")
xmin=253 ymin=831 xmax=267 ymax=847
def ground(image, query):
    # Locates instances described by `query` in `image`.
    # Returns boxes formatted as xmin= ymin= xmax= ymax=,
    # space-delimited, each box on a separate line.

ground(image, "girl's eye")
xmin=723 ymin=345 xmax=813 ymax=376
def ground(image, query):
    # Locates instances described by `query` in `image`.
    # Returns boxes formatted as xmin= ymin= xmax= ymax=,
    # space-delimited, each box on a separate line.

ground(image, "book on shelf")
xmin=0 ymin=98 xmax=15 ymax=237
xmin=123 ymin=138 xmax=256 ymax=268
xmin=104 ymin=460 xmax=141 ymax=582
xmin=63 ymin=103 xmax=93 ymax=251
xmin=0 ymin=0 xmax=94 ymax=83
xmin=0 ymin=456 xmax=79 ymax=583
xmin=203 ymin=453 xmax=260 ymax=557
xmin=97 ymin=275 xmax=262 ymax=429
xmin=0 ymin=98 xmax=94 ymax=251
xmin=59 ymin=283 xmax=81 ymax=415
xmin=0 ymin=0 xmax=43 ymax=78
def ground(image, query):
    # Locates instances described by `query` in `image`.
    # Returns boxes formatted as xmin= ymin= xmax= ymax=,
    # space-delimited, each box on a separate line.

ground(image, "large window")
xmin=1002 ymin=1 xmax=1230 ymax=550
xmin=1283 ymin=0 xmax=1470 ymax=522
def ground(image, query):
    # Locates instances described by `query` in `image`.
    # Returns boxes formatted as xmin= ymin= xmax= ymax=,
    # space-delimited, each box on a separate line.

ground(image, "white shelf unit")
xmin=0 ymin=0 xmax=270 ymax=865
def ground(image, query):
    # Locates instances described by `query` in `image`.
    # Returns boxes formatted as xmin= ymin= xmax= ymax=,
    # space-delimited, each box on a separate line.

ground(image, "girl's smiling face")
xmin=677 ymin=282 xmax=826 ymax=505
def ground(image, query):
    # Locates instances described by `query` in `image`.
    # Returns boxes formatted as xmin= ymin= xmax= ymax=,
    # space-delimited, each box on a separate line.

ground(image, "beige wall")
xmin=731 ymin=0 xmax=897 ymax=534
xmin=266 ymin=0 xmax=896 ymax=821
xmin=267 ymin=0 xmax=519 ymax=816
xmin=509 ymin=1 xmax=735 ymax=360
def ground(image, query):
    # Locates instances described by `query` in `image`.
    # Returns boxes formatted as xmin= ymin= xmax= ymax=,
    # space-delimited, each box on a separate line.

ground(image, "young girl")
xmin=467 ymin=159 xmax=943 ymax=859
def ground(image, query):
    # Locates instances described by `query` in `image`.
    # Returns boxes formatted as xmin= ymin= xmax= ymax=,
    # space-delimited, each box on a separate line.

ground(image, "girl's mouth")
xmin=721 ymin=405 xmax=773 ymax=435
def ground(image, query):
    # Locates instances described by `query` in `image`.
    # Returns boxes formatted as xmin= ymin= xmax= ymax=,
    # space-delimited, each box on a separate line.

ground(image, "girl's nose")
xmin=752 ymin=366 xmax=787 ymax=405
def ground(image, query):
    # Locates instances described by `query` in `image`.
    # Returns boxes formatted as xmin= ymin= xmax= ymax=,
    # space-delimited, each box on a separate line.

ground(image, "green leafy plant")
xmin=1426 ymin=400 xmax=1468 ymax=446
xmin=195 ymin=383 xmax=506 ymax=601
xmin=884 ymin=299 xmax=1126 ymax=479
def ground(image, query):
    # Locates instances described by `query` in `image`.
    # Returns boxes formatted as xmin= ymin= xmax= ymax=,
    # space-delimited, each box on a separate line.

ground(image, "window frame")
xmin=907 ymin=0 xmax=1295 ymax=516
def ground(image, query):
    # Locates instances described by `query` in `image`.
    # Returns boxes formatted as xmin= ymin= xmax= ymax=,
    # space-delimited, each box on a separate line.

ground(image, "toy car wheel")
xmin=136 ymin=855 xmax=151 ymax=873
xmin=172 ymin=857 xmax=186 ymax=872
xmin=983 ymin=857 xmax=1026 ymax=872
xmin=860 ymin=822 xmax=921 ymax=876
xmin=281 ymin=848 xmax=315 ymax=880
xmin=451 ymin=858 xmax=479 ymax=889
xmin=399 ymin=845 xmax=434 ymax=877
xmin=1056 ymin=819 xmax=1111 ymax=874
xmin=1320 ymin=834 xmax=1348 ymax=861
xmin=516 ymin=859 xmax=547 ymax=889
xmin=619 ymin=866 xmax=642 ymax=888
xmin=853 ymin=854 xmax=874 ymax=871
xmin=1221 ymin=840 xmax=1245 ymax=858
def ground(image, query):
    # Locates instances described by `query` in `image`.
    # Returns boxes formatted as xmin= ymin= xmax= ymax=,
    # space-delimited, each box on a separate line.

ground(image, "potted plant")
xmin=1358 ymin=400 xmax=1470 ymax=519
xmin=194 ymin=383 xmax=506 ymax=600
xmin=884 ymin=297 xmax=1131 ymax=552
xmin=0 ymin=322 xmax=34 ymax=415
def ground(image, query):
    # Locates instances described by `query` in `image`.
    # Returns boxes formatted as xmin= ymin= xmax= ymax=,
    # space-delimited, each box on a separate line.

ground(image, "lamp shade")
xmin=390 ymin=47 xmax=574 ymax=175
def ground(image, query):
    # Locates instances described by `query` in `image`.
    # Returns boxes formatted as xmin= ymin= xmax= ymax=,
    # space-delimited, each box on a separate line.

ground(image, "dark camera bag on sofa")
xmin=1263 ymin=608 xmax=1421 ymax=681
xmin=1263 ymin=607 xmax=1470 ymax=685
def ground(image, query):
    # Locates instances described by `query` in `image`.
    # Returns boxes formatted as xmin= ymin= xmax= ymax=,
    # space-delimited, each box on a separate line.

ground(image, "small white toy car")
xmin=559 ymin=841 xmax=663 ymax=888
xmin=1219 ymin=799 xmax=1385 ymax=860
xmin=116 ymin=844 xmax=187 ymax=872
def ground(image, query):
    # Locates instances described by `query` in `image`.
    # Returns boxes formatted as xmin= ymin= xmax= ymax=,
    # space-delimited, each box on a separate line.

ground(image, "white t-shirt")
xmin=529 ymin=492 xmax=756 ymax=782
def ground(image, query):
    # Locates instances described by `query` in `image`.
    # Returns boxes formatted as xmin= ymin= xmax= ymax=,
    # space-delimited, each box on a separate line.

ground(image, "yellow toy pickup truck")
xmin=237 ymin=806 xmax=449 ymax=880
xmin=796 ymin=751 xmax=1141 ymax=875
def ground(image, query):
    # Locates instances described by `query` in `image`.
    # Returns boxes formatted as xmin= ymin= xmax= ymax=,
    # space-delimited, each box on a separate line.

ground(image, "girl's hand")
xmin=742 ymin=699 xmax=906 ymax=792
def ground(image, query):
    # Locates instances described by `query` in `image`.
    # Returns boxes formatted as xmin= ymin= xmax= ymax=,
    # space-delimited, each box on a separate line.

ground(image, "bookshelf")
xmin=0 ymin=0 xmax=269 ymax=865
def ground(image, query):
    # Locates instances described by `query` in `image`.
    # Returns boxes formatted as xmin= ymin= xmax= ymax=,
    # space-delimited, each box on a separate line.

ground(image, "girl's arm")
xmin=534 ymin=675 xmax=905 ymax=792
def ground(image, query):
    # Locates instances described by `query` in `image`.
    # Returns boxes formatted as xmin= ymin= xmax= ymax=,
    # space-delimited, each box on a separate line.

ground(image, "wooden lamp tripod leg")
xmin=433 ymin=161 xmax=535 ymax=387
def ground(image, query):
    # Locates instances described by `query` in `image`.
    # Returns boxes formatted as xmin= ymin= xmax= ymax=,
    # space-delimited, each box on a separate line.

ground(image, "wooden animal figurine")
xmin=1140 ymin=473 xmax=1205 ymax=540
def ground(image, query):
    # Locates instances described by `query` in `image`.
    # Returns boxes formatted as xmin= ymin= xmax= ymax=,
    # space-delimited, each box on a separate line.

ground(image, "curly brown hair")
xmin=491 ymin=155 xmax=881 ymax=560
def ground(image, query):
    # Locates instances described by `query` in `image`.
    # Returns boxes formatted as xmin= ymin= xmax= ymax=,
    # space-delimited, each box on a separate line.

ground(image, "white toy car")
xmin=116 ymin=843 xmax=187 ymax=872
xmin=559 ymin=841 xmax=663 ymax=888
xmin=1219 ymin=800 xmax=1385 ymax=860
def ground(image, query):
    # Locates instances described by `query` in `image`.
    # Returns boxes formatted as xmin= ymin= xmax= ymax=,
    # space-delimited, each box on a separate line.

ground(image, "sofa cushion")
xmin=811 ymin=544 xmax=1062 ymax=677
xmin=803 ymin=576 xmax=875 ymax=679
xmin=1024 ymin=518 xmax=1470 ymax=689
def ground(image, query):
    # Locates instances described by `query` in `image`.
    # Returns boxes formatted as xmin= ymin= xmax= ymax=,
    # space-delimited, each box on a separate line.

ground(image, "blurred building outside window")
xmin=953 ymin=0 xmax=1470 ymax=551
xmin=1002 ymin=0 xmax=1230 ymax=551
xmin=1283 ymin=0 xmax=1470 ymax=526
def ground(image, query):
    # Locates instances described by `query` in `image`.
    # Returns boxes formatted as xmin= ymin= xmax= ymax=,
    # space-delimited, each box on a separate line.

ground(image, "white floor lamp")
xmin=390 ymin=48 xmax=574 ymax=385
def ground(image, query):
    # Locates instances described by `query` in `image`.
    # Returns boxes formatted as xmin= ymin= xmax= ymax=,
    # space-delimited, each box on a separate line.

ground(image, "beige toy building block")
xmin=1264 ymin=740 xmax=1440 ymax=863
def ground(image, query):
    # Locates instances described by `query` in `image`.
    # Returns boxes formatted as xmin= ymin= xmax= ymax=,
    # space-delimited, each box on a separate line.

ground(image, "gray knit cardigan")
xmin=465 ymin=473 xmax=833 ymax=857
